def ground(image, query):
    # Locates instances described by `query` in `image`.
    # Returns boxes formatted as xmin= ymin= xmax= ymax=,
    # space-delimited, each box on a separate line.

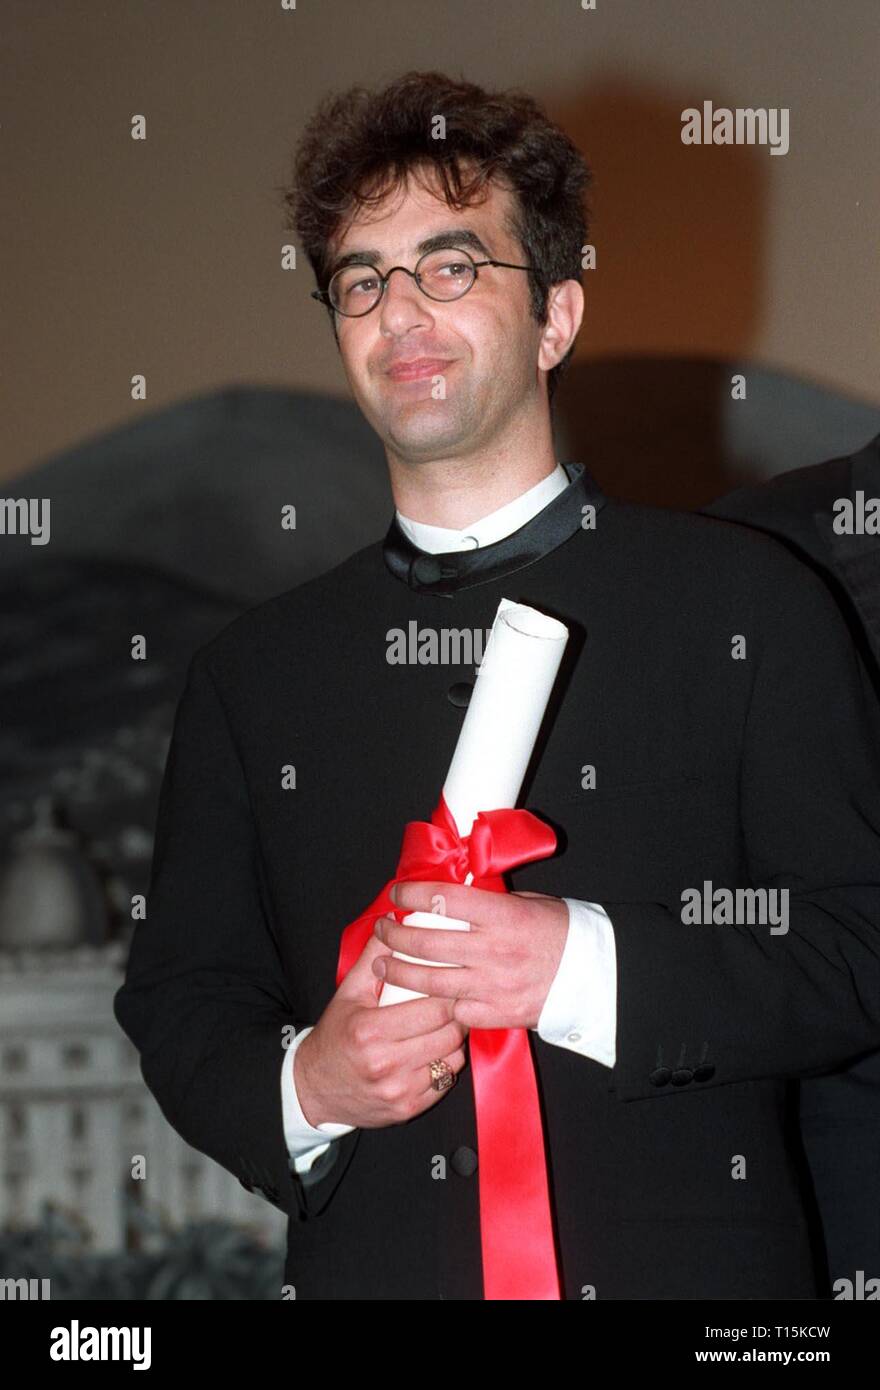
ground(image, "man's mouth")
xmin=385 ymin=358 xmax=454 ymax=382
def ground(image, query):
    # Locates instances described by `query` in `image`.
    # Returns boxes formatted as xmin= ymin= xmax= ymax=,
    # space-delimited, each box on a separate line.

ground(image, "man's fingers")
xmin=369 ymin=992 xmax=459 ymax=1038
xmin=375 ymin=916 xmax=475 ymax=964
xmin=404 ymin=1018 xmax=468 ymax=1073
xmin=391 ymin=880 xmax=520 ymax=929
xmin=337 ymin=929 xmax=394 ymax=1002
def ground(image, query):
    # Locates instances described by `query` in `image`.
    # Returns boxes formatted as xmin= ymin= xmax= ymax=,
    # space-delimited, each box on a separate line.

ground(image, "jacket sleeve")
xmin=607 ymin=553 xmax=880 ymax=1101
xmin=113 ymin=648 xmax=307 ymax=1218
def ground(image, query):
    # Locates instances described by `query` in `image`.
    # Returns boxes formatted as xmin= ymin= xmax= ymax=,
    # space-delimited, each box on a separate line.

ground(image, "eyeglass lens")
xmin=329 ymin=249 xmax=477 ymax=315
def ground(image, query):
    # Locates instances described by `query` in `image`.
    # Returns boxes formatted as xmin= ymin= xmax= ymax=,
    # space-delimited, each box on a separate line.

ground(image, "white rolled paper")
xmin=379 ymin=598 xmax=569 ymax=1007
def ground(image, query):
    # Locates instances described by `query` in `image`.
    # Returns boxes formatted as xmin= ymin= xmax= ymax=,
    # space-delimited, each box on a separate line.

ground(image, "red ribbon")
xmin=336 ymin=792 xmax=562 ymax=1300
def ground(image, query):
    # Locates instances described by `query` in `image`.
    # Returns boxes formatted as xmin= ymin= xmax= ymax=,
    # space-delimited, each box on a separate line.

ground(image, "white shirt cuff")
xmin=533 ymin=899 xmax=617 ymax=1068
xmin=281 ymin=1025 xmax=355 ymax=1173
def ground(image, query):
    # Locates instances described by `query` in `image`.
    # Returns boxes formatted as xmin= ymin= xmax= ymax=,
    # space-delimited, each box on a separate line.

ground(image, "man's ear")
xmin=537 ymin=279 xmax=584 ymax=374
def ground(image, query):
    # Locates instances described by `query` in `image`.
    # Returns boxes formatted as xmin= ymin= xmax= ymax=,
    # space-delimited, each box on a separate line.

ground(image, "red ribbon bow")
xmin=337 ymin=792 xmax=562 ymax=1300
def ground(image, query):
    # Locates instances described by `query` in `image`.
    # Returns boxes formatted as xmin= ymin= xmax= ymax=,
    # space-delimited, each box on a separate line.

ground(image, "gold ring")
xmin=429 ymin=1059 xmax=455 ymax=1093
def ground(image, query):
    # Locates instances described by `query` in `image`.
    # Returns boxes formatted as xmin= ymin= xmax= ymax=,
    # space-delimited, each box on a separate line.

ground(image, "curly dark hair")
xmin=278 ymin=70 xmax=593 ymax=404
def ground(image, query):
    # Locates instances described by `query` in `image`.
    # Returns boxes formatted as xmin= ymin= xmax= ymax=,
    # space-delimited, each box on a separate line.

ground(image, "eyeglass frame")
xmin=310 ymin=246 xmax=538 ymax=317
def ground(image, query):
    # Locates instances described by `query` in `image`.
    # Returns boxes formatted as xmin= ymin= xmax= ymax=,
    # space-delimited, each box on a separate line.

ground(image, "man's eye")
xmin=352 ymin=276 xmax=379 ymax=294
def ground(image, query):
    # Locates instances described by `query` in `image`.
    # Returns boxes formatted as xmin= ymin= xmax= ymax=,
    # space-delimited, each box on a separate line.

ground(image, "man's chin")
xmin=375 ymin=400 xmax=472 ymax=458
xmin=384 ymin=418 xmax=470 ymax=460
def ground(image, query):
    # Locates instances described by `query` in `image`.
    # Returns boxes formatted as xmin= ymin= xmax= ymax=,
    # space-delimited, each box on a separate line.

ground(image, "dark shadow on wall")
xmin=545 ymin=79 xmax=879 ymax=508
xmin=553 ymin=79 xmax=766 ymax=364
xmin=552 ymin=357 xmax=880 ymax=509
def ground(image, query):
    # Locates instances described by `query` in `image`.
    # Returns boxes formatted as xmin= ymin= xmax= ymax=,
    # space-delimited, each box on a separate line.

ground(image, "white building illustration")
xmin=0 ymin=803 xmax=286 ymax=1252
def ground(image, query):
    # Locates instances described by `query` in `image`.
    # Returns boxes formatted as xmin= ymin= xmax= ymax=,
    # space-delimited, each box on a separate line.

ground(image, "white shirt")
xmin=282 ymin=463 xmax=618 ymax=1173
xmin=395 ymin=462 xmax=570 ymax=551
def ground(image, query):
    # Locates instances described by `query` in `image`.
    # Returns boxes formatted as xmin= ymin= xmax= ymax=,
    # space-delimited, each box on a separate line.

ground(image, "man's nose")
xmin=378 ymin=268 xmax=434 ymax=331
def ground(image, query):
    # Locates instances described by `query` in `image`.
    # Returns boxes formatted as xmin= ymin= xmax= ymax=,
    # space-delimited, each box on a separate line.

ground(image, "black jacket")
xmin=704 ymin=433 xmax=880 ymax=690
xmin=114 ymin=464 xmax=880 ymax=1299
xmin=704 ymin=432 xmax=880 ymax=1285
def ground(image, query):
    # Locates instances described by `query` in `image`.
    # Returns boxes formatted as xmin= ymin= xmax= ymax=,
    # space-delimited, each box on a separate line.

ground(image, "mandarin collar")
xmin=382 ymin=461 xmax=607 ymax=596
xmin=395 ymin=462 xmax=569 ymax=553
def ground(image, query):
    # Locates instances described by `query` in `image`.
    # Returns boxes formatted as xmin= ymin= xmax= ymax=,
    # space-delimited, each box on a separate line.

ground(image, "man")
xmin=704 ymin=434 xmax=880 ymax=693
xmin=703 ymin=434 xmax=880 ymax=1289
xmin=114 ymin=71 xmax=880 ymax=1300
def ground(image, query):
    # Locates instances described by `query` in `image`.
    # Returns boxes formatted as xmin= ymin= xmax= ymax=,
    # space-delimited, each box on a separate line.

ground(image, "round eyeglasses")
xmin=310 ymin=247 xmax=536 ymax=317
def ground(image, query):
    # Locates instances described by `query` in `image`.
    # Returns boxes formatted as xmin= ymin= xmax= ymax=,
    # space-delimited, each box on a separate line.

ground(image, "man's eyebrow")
xmin=327 ymin=228 xmax=493 ymax=277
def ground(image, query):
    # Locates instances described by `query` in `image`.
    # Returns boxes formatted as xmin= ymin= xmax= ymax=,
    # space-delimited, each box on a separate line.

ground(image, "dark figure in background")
xmin=704 ymin=432 xmax=880 ymax=1289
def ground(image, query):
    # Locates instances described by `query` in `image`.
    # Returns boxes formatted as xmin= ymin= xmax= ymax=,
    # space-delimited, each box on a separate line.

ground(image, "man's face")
xmin=326 ymin=170 xmax=546 ymax=464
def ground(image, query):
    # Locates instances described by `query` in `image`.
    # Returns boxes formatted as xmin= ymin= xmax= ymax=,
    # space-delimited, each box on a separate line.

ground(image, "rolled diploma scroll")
xmin=379 ymin=598 xmax=570 ymax=1007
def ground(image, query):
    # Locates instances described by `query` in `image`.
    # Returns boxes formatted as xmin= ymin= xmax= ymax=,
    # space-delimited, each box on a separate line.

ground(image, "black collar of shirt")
xmin=382 ymin=461 xmax=607 ymax=596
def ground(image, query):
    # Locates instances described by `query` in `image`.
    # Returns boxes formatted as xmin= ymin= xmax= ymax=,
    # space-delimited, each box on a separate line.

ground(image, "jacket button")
xmin=670 ymin=1067 xmax=694 ymax=1086
xmin=412 ymin=556 xmax=444 ymax=585
xmin=450 ymin=1145 xmax=478 ymax=1177
xmin=649 ymin=1066 xmax=671 ymax=1087
xmin=447 ymin=682 xmax=473 ymax=708
xmin=411 ymin=556 xmax=458 ymax=585
xmin=693 ymin=1063 xmax=716 ymax=1082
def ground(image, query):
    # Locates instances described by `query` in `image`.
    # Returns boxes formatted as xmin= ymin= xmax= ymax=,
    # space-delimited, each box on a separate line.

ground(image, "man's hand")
xmin=371 ymin=882 xmax=570 ymax=1031
xmin=294 ymin=928 xmax=469 ymax=1131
